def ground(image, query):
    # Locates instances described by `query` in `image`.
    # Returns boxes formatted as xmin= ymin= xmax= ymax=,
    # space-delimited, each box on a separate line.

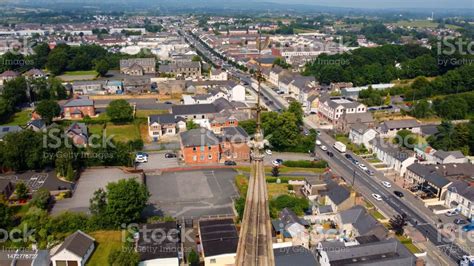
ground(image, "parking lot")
xmin=145 ymin=168 xmax=239 ymax=218
xmin=137 ymin=152 xmax=180 ymax=170
xmin=52 ymin=168 xmax=142 ymax=214
xmin=263 ymin=151 xmax=312 ymax=166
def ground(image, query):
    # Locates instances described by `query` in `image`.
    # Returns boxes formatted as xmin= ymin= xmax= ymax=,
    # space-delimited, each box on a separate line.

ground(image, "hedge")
xmin=282 ymin=160 xmax=328 ymax=168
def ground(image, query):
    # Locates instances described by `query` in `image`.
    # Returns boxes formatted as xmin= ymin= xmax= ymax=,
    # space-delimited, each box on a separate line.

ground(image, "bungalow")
xmin=371 ymin=138 xmax=417 ymax=176
xmin=348 ymin=123 xmax=377 ymax=149
xmin=432 ymin=150 xmax=468 ymax=164
xmin=24 ymin=68 xmax=46 ymax=79
xmin=50 ymin=230 xmax=95 ymax=266
xmin=0 ymin=70 xmax=19 ymax=86
xmin=378 ymin=119 xmax=421 ymax=138
xmin=148 ymin=114 xmax=186 ymax=141
xmin=72 ymin=80 xmax=105 ymax=95
xmin=444 ymin=180 xmax=474 ymax=220
xmin=335 ymin=205 xmax=388 ymax=240
xmin=137 ymin=221 xmax=180 ymax=266
xmin=26 ymin=119 xmax=46 ymax=132
xmin=198 ymin=218 xmax=239 ymax=266
xmin=63 ymin=97 xmax=95 ymax=119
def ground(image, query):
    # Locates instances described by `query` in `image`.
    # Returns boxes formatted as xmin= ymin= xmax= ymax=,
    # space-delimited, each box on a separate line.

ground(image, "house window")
xmin=193 ymin=147 xmax=197 ymax=151
xmin=210 ymin=259 xmax=216 ymax=263
xmin=200 ymin=146 xmax=205 ymax=152
xmin=208 ymin=146 xmax=212 ymax=150
xmin=167 ymin=129 xmax=173 ymax=133
xmin=202 ymin=115 xmax=205 ymax=119
xmin=200 ymin=155 xmax=204 ymax=161
xmin=208 ymin=154 xmax=213 ymax=160
xmin=153 ymin=132 xmax=160 ymax=135
xmin=193 ymin=155 xmax=197 ymax=161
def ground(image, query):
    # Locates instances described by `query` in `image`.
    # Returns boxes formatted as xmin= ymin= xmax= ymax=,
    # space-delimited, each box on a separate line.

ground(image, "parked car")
xmin=164 ymin=101 xmax=173 ymax=104
xmin=445 ymin=210 xmax=460 ymax=217
xmin=359 ymin=164 xmax=368 ymax=171
xmin=320 ymin=145 xmax=328 ymax=151
xmin=381 ymin=181 xmax=392 ymax=188
xmin=462 ymin=224 xmax=474 ymax=232
xmin=372 ymin=193 xmax=383 ymax=201
xmin=345 ymin=154 xmax=353 ymax=160
xmin=275 ymin=159 xmax=284 ymax=164
xmin=454 ymin=219 xmax=468 ymax=225
xmin=135 ymin=153 xmax=148 ymax=163
xmin=265 ymin=149 xmax=272 ymax=155
xmin=393 ymin=191 xmax=404 ymax=198
xmin=366 ymin=170 xmax=375 ymax=176
xmin=272 ymin=160 xmax=281 ymax=167
xmin=316 ymin=140 xmax=322 ymax=146
xmin=326 ymin=151 xmax=334 ymax=157
xmin=224 ymin=160 xmax=237 ymax=166
xmin=165 ymin=153 xmax=177 ymax=158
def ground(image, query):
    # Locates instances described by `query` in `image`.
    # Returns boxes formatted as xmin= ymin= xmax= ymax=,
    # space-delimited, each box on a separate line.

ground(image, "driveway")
xmin=52 ymin=168 xmax=142 ymax=214
xmin=136 ymin=152 xmax=180 ymax=170
xmin=145 ymin=169 xmax=239 ymax=218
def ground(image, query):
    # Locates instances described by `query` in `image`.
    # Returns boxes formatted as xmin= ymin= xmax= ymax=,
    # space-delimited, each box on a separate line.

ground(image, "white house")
xmin=349 ymin=124 xmax=378 ymax=149
xmin=51 ymin=230 xmax=95 ymax=266
xmin=432 ymin=150 xmax=468 ymax=164
xmin=445 ymin=180 xmax=474 ymax=220
xmin=269 ymin=66 xmax=285 ymax=86
xmin=210 ymin=69 xmax=228 ymax=81
xmin=318 ymin=95 xmax=367 ymax=123
xmin=371 ymin=138 xmax=417 ymax=176
xmin=148 ymin=114 xmax=186 ymax=141
xmin=231 ymin=84 xmax=246 ymax=102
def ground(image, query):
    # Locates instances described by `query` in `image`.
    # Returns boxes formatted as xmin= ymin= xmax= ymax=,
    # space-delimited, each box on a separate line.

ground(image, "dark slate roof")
xmin=407 ymin=163 xmax=451 ymax=188
xmin=55 ymin=230 xmax=94 ymax=258
xmin=279 ymin=208 xmax=309 ymax=227
xmin=172 ymin=104 xmax=217 ymax=116
xmin=420 ymin=124 xmax=439 ymax=136
xmin=323 ymin=238 xmax=417 ymax=266
xmin=338 ymin=206 xmax=387 ymax=238
xmin=27 ymin=119 xmax=45 ymax=129
xmin=67 ymin=122 xmax=88 ymax=138
xmin=137 ymin=221 xmax=179 ymax=261
xmin=149 ymin=114 xmax=177 ymax=124
xmin=0 ymin=179 xmax=12 ymax=192
xmin=350 ymin=123 xmax=369 ymax=134
xmin=180 ymin=128 xmax=219 ymax=147
xmin=448 ymin=181 xmax=474 ymax=201
xmin=213 ymin=98 xmax=236 ymax=112
xmin=343 ymin=112 xmax=374 ymax=124
xmin=325 ymin=179 xmax=350 ymax=205
xmin=433 ymin=150 xmax=465 ymax=160
xmin=380 ymin=119 xmax=420 ymax=131
xmin=274 ymin=246 xmax=319 ymax=266
xmin=371 ymin=138 xmax=415 ymax=162
xmin=64 ymin=98 xmax=94 ymax=107
xmin=199 ymin=219 xmax=238 ymax=257
xmin=221 ymin=127 xmax=249 ymax=143
xmin=0 ymin=126 xmax=22 ymax=139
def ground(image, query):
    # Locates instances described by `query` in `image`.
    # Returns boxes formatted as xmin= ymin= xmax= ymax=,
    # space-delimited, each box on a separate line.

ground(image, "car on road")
xmin=462 ymin=224 xmax=474 ymax=232
xmin=454 ymin=219 xmax=468 ymax=225
xmin=265 ymin=149 xmax=272 ymax=155
xmin=353 ymin=160 xmax=359 ymax=165
xmin=345 ymin=154 xmax=352 ymax=160
xmin=445 ymin=209 xmax=460 ymax=217
xmin=272 ymin=160 xmax=281 ymax=167
xmin=326 ymin=151 xmax=334 ymax=157
xmin=366 ymin=170 xmax=375 ymax=176
xmin=275 ymin=159 xmax=284 ymax=164
xmin=372 ymin=193 xmax=383 ymax=201
xmin=359 ymin=164 xmax=368 ymax=171
xmin=381 ymin=181 xmax=392 ymax=188
xmin=164 ymin=101 xmax=173 ymax=104
xmin=393 ymin=191 xmax=404 ymax=198
xmin=320 ymin=145 xmax=328 ymax=151
xmin=224 ymin=160 xmax=237 ymax=166
xmin=316 ymin=140 xmax=322 ymax=146
xmin=165 ymin=153 xmax=177 ymax=158
xmin=135 ymin=152 xmax=148 ymax=163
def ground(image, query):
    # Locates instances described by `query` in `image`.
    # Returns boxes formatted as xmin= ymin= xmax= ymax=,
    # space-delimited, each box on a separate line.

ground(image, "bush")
xmin=282 ymin=160 xmax=328 ymax=168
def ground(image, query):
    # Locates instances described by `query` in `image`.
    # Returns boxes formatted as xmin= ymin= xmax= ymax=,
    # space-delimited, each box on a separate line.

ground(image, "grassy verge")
xmin=135 ymin=109 xmax=169 ymax=118
xmin=64 ymin=70 xmax=98 ymax=76
xmin=87 ymin=230 xmax=123 ymax=266
xmin=369 ymin=209 xmax=386 ymax=220
xmin=1 ymin=110 xmax=31 ymax=126
xmin=396 ymin=235 xmax=422 ymax=254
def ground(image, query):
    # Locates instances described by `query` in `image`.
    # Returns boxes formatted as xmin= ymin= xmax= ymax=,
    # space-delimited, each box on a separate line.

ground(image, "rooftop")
xmin=199 ymin=218 xmax=239 ymax=257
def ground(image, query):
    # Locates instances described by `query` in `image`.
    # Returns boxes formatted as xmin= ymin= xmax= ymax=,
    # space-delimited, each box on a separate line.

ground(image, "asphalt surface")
xmin=314 ymin=130 xmax=469 ymax=264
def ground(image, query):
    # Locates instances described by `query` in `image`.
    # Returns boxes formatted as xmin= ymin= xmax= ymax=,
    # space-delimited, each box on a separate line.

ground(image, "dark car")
xmin=345 ymin=154 xmax=353 ymax=160
xmin=165 ymin=153 xmax=177 ymax=158
xmin=454 ymin=219 xmax=467 ymax=225
xmin=224 ymin=160 xmax=237 ymax=166
xmin=365 ymin=170 xmax=375 ymax=176
xmin=394 ymin=191 xmax=404 ymax=198
xmin=275 ymin=159 xmax=284 ymax=164
xmin=164 ymin=101 xmax=173 ymax=104
xmin=326 ymin=151 xmax=334 ymax=157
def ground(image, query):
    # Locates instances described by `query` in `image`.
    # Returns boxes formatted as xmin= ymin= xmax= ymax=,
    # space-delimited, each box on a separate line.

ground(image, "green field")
xmin=87 ymin=231 xmax=123 ymax=266
xmin=393 ymin=20 xmax=460 ymax=30
xmin=63 ymin=70 xmax=98 ymax=76
xmin=135 ymin=109 xmax=169 ymax=118
xmin=1 ymin=110 xmax=31 ymax=126
xmin=105 ymin=123 xmax=141 ymax=142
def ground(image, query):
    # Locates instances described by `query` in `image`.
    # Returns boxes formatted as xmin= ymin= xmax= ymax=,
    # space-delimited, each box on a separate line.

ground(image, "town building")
xmin=432 ymin=150 xmax=468 ymax=164
xmin=198 ymin=218 xmax=239 ymax=266
xmin=318 ymin=95 xmax=367 ymax=124
xmin=136 ymin=221 xmax=180 ymax=266
xmin=0 ymin=70 xmax=19 ymax=86
xmin=62 ymin=97 xmax=95 ymax=119
xmin=371 ymin=138 xmax=417 ymax=176
xmin=66 ymin=122 xmax=89 ymax=146
xmin=444 ymin=180 xmax=474 ymax=220
xmin=220 ymin=126 xmax=250 ymax=162
xmin=348 ymin=124 xmax=378 ymax=149
xmin=120 ymin=58 xmax=156 ymax=76
xmin=210 ymin=68 xmax=228 ymax=81
xmin=50 ymin=230 xmax=95 ymax=266
xmin=148 ymin=114 xmax=186 ymax=141
xmin=179 ymin=128 xmax=220 ymax=164
xmin=0 ymin=125 xmax=22 ymax=141
xmin=378 ymin=119 xmax=421 ymax=138
xmin=159 ymin=61 xmax=201 ymax=78
xmin=272 ymin=208 xmax=310 ymax=248
xmin=335 ymin=206 xmax=388 ymax=240
xmin=335 ymin=112 xmax=375 ymax=134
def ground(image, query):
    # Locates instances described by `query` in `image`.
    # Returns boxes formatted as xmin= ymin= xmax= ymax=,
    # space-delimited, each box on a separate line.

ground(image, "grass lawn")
xmin=236 ymin=166 xmax=325 ymax=175
xmin=87 ymin=231 xmax=123 ymax=266
xmin=396 ymin=235 xmax=422 ymax=254
xmin=334 ymin=134 xmax=368 ymax=155
xmin=267 ymin=183 xmax=290 ymax=199
xmin=105 ymin=123 xmax=141 ymax=142
xmin=367 ymin=158 xmax=382 ymax=163
xmin=1 ymin=110 xmax=31 ymax=126
xmin=64 ymin=70 xmax=98 ymax=76
xmin=88 ymin=124 xmax=104 ymax=136
xmin=370 ymin=209 xmax=386 ymax=220
xmin=135 ymin=109 xmax=169 ymax=118
xmin=393 ymin=20 xmax=460 ymax=30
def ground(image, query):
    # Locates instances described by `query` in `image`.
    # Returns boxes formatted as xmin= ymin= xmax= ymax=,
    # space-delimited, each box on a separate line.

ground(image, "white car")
xmin=372 ymin=194 xmax=383 ymax=201
xmin=358 ymin=163 xmax=368 ymax=171
xmin=320 ymin=145 xmax=328 ymax=151
xmin=135 ymin=154 xmax=148 ymax=163
xmin=316 ymin=140 xmax=322 ymax=146
xmin=381 ymin=181 xmax=392 ymax=188
xmin=272 ymin=160 xmax=281 ymax=167
xmin=445 ymin=210 xmax=460 ymax=217
xmin=265 ymin=149 xmax=273 ymax=155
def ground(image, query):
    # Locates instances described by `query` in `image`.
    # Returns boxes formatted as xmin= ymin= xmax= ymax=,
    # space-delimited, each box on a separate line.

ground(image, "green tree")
xmin=46 ymin=49 xmax=68 ymax=75
xmin=15 ymin=182 xmax=29 ymax=200
xmin=287 ymin=101 xmax=304 ymax=126
xmin=186 ymin=120 xmax=199 ymax=130
xmin=2 ymin=130 xmax=44 ymax=171
xmin=89 ymin=188 xmax=107 ymax=216
xmin=273 ymin=58 xmax=291 ymax=69
xmin=29 ymin=189 xmax=51 ymax=210
xmin=192 ymin=55 xmax=201 ymax=62
xmin=433 ymin=97 xmax=468 ymax=120
xmin=95 ymin=59 xmax=110 ymax=77
xmin=234 ymin=197 xmax=245 ymax=221
xmin=269 ymin=195 xmax=309 ymax=217
xmin=394 ymin=129 xmax=417 ymax=149
xmin=106 ymin=99 xmax=134 ymax=123
xmin=271 ymin=166 xmax=280 ymax=177
xmin=389 ymin=213 xmax=408 ymax=235
xmin=188 ymin=249 xmax=200 ymax=266
xmin=0 ymin=203 xmax=11 ymax=229
xmin=35 ymin=100 xmax=61 ymax=124
xmin=108 ymin=247 xmax=140 ymax=266
xmin=411 ymin=100 xmax=432 ymax=118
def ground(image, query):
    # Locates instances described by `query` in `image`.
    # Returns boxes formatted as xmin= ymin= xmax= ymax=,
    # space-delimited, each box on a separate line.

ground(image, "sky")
xmin=264 ymin=0 xmax=474 ymax=9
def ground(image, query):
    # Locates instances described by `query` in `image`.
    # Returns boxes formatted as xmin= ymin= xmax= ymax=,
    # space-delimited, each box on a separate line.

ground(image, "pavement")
xmin=52 ymin=168 xmax=142 ymax=215
xmin=145 ymin=168 xmax=239 ymax=219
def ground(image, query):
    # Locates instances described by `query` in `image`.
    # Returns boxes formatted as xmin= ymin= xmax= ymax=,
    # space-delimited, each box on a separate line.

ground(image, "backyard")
xmin=87 ymin=230 xmax=123 ymax=266
xmin=1 ymin=110 xmax=31 ymax=126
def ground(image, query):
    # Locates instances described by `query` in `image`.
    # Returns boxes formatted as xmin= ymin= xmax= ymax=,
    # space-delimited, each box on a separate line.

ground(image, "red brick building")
xmin=180 ymin=128 xmax=221 ymax=165
xmin=63 ymin=97 xmax=95 ymax=119
xmin=220 ymin=127 xmax=250 ymax=162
